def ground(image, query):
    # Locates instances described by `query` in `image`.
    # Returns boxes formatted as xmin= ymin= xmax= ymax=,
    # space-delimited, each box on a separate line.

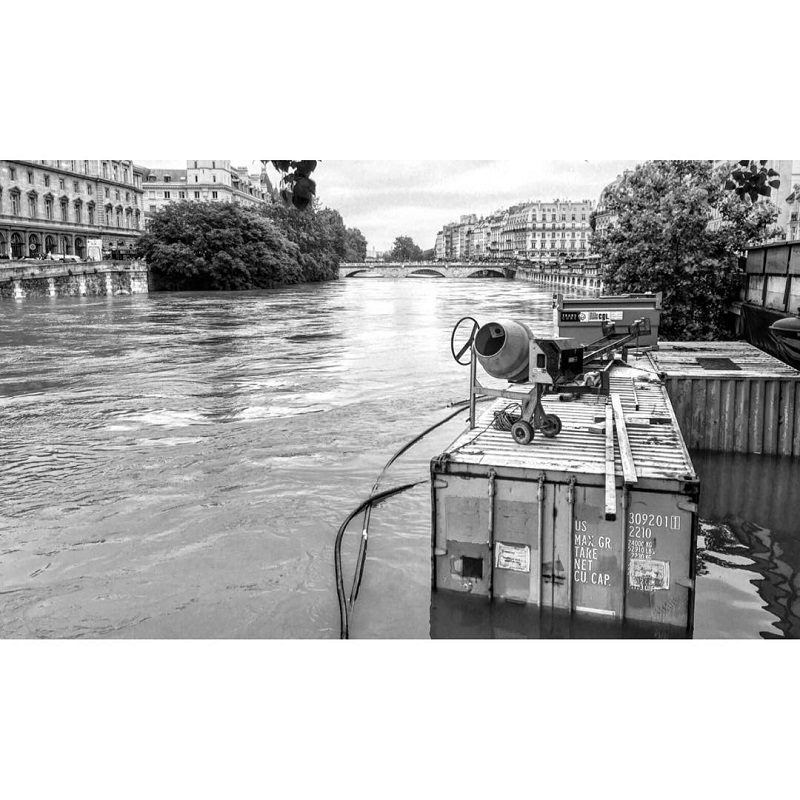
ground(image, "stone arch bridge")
xmin=339 ymin=261 xmax=517 ymax=279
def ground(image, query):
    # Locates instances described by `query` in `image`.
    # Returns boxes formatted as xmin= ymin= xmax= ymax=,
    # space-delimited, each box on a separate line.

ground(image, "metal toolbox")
xmin=555 ymin=292 xmax=662 ymax=348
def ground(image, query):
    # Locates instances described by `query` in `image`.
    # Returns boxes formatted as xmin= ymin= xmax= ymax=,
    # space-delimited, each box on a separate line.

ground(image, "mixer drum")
xmin=474 ymin=319 xmax=533 ymax=383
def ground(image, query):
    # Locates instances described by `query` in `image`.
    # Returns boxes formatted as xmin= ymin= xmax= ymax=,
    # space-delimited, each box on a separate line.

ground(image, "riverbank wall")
xmin=0 ymin=260 xmax=149 ymax=300
xmin=516 ymin=265 xmax=604 ymax=292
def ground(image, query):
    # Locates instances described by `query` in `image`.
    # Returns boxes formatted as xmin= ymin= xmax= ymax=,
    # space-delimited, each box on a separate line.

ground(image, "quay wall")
xmin=516 ymin=266 xmax=604 ymax=292
xmin=0 ymin=260 xmax=149 ymax=300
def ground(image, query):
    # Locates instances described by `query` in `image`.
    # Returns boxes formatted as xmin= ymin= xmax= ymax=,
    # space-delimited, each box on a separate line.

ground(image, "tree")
xmin=385 ymin=235 xmax=424 ymax=262
xmin=136 ymin=201 xmax=302 ymax=291
xmin=421 ymin=248 xmax=435 ymax=261
xmin=261 ymin=200 xmax=348 ymax=283
xmin=591 ymin=160 xmax=779 ymax=340
xmin=344 ymin=227 xmax=368 ymax=262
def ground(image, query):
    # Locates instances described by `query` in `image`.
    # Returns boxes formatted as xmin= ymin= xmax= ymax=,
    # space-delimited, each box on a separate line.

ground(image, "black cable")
xmin=335 ymin=398 xmax=494 ymax=639
xmin=334 ymin=480 xmax=426 ymax=639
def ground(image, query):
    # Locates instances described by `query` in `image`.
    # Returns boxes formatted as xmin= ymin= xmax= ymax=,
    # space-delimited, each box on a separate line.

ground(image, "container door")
xmin=624 ymin=491 xmax=694 ymax=631
xmin=571 ymin=485 xmax=625 ymax=617
xmin=433 ymin=477 xmax=492 ymax=597
xmin=491 ymin=477 xmax=543 ymax=604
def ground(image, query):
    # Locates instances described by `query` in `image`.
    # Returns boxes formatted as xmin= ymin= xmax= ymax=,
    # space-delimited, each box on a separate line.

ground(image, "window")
xmin=212 ymin=191 xmax=218 ymax=199
xmin=88 ymin=184 xmax=93 ymax=195
xmin=115 ymin=190 xmax=120 ymax=201
xmin=27 ymin=193 xmax=37 ymax=217
xmin=61 ymin=200 xmax=68 ymax=222
xmin=194 ymin=191 xmax=200 ymax=198
xmin=149 ymin=205 xmax=156 ymax=213
xmin=84 ymin=160 xmax=89 ymax=174
xmin=123 ymin=168 xmax=128 ymax=183
xmin=113 ymin=164 xmax=118 ymax=181
xmin=74 ymin=201 xmax=82 ymax=223
xmin=88 ymin=204 xmax=95 ymax=225
xmin=116 ymin=208 xmax=122 ymax=228
xmin=164 ymin=175 xmax=171 ymax=183
xmin=105 ymin=206 xmax=112 ymax=225
xmin=105 ymin=188 xmax=110 ymax=198
xmin=44 ymin=175 xmax=50 ymax=187
xmin=27 ymin=171 xmax=33 ymax=183
xmin=194 ymin=176 xmax=198 ymax=182
xmin=125 ymin=192 xmax=129 ymax=202
xmin=10 ymin=167 xmax=17 ymax=180
xmin=59 ymin=178 xmax=65 ymax=190
xmin=149 ymin=191 xmax=155 ymax=199
xmin=102 ymin=162 xmax=108 ymax=178
xmin=164 ymin=191 xmax=171 ymax=199
xmin=45 ymin=196 xmax=53 ymax=219
xmin=212 ymin=161 xmax=215 ymax=168
xmin=213 ymin=175 xmax=217 ymax=183
xmin=73 ymin=181 xmax=79 ymax=192
xmin=179 ymin=191 xmax=186 ymax=199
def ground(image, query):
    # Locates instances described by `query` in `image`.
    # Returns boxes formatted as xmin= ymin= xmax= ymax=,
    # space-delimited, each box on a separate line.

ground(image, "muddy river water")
xmin=1 ymin=279 xmax=797 ymax=637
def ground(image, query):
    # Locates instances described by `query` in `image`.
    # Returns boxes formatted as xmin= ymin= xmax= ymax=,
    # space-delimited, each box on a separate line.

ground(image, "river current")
xmin=1 ymin=279 xmax=798 ymax=638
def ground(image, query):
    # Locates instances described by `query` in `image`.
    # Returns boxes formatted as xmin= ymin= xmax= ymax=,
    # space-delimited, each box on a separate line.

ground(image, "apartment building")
xmin=142 ymin=160 xmax=270 ymax=222
xmin=0 ymin=160 xmax=144 ymax=259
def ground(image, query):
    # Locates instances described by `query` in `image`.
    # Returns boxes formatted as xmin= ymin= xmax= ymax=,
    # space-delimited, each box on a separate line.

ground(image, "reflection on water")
xmin=1 ymin=280 xmax=798 ymax=638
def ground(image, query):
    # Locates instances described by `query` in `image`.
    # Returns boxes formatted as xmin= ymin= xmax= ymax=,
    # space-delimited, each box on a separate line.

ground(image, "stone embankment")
xmin=0 ymin=260 xmax=149 ymax=300
xmin=515 ymin=264 xmax=604 ymax=291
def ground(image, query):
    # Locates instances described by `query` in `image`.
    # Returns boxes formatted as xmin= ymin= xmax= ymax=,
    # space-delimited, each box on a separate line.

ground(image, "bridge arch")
xmin=408 ymin=268 xmax=446 ymax=278
xmin=343 ymin=268 xmax=383 ymax=278
xmin=466 ymin=269 xmax=507 ymax=278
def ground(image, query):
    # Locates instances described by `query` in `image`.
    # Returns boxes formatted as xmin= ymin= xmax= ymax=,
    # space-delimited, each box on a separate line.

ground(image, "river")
xmin=1 ymin=278 xmax=797 ymax=638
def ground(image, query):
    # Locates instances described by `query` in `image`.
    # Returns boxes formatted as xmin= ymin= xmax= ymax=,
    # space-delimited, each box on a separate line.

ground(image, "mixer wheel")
xmin=511 ymin=420 xmax=534 ymax=445
xmin=541 ymin=414 xmax=562 ymax=438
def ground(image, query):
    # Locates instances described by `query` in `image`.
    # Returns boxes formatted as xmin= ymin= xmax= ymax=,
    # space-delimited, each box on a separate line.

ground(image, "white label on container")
xmin=495 ymin=542 xmax=531 ymax=573
xmin=579 ymin=310 xmax=624 ymax=322
xmin=629 ymin=559 xmax=670 ymax=591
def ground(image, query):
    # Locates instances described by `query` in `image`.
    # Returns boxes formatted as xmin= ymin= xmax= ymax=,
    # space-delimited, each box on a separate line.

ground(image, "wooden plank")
xmin=794 ymin=382 xmax=800 ymax=457
xmin=677 ymin=378 xmax=694 ymax=446
xmin=706 ymin=379 xmax=721 ymax=450
xmin=733 ymin=380 xmax=749 ymax=454
xmin=751 ymin=380 xmax=765 ymax=454
xmin=605 ymin=403 xmax=616 ymax=520
xmin=611 ymin=393 xmax=637 ymax=485
xmin=690 ymin=379 xmax=707 ymax=450
xmin=721 ymin=379 xmax=737 ymax=452
xmin=763 ymin=381 xmax=780 ymax=455
xmin=778 ymin=380 xmax=796 ymax=457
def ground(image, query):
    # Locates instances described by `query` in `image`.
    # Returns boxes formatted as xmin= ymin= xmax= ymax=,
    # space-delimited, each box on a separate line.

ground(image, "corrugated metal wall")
xmin=665 ymin=377 xmax=800 ymax=456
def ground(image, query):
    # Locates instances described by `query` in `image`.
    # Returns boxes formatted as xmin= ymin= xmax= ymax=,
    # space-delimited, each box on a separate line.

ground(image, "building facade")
xmin=142 ymin=160 xmax=270 ymax=223
xmin=0 ymin=160 xmax=144 ymax=260
xmin=434 ymin=200 xmax=594 ymax=262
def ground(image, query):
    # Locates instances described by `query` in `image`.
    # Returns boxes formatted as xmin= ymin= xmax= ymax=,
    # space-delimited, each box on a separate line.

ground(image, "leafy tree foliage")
xmin=384 ymin=235 xmax=424 ymax=262
xmin=344 ymin=227 xmax=368 ymax=262
xmin=592 ymin=160 xmax=778 ymax=340
xmin=137 ymin=200 xmax=346 ymax=291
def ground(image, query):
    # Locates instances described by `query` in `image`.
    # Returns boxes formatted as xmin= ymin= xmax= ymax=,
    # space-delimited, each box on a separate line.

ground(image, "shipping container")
xmin=554 ymin=292 xmax=661 ymax=348
xmin=644 ymin=342 xmax=800 ymax=457
xmin=431 ymin=365 xmax=698 ymax=638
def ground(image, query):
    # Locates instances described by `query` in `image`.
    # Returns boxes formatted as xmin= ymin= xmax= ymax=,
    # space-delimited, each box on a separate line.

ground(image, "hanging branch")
xmin=261 ymin=160 xmax=319 ymax=210
xmin=725 ymin=160 xmax=781 ymax=204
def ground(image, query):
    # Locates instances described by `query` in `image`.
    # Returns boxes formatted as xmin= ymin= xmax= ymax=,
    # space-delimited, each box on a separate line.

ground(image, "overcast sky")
xmin=139 ymin=160 xmax=640 ymax=252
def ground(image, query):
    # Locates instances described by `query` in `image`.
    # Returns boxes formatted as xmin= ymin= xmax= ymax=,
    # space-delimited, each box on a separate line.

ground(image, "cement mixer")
xmin=451 ymin=314 xmax=652 ymax=444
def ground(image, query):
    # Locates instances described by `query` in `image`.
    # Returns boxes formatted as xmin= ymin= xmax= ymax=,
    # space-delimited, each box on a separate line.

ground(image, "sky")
xmin=139 ymin=160 xmax=641 ymax=252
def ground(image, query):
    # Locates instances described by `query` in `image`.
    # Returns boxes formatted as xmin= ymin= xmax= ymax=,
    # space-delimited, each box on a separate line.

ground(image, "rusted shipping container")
xmin=431 ymin=366 xmax=699 ymax=637
xmin=644 ymin=342 xmax=800 ymax=457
